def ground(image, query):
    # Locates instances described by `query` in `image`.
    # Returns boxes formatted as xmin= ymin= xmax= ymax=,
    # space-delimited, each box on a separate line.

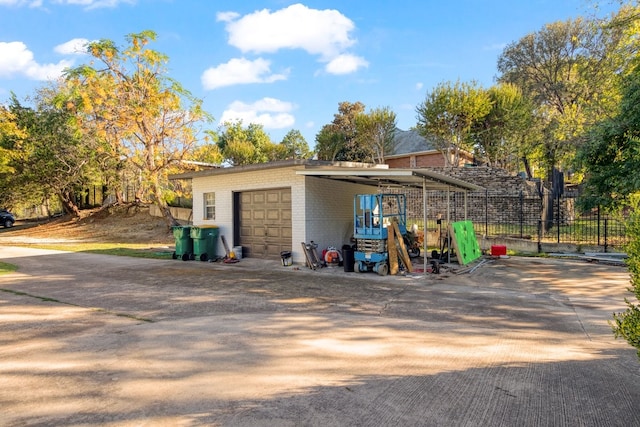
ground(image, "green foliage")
xmin=280 ymin=129 xmax=312 ymax=159
xmin=355 ymin=106 xmax=397 ymax=164
xmin=415 ymin=80 xmax=491 ymax=166
xmin=0 ymin=91 xmax=98 ymax=214
xmin=471 ymin=83 xmax=538 ymax=171
xmin=315 ymin=102 xmax=398 ymax=163
xmin=577 ymin=59 xmax=640 ymax=210
xmin=216 ymin=121 xmax=273 ymax=165
xmin=612 ymin=200 xmax=640 ymax=359
xmin=0 ymin=261 xmax=18 ymax=275
xmin=315 ymin=101 xmax=370 ymax=162
xmin=497 ymin=15 xmax=626 ymax=176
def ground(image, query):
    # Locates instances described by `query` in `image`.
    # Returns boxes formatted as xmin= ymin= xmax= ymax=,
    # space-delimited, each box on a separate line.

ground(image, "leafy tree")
xmin=0 ymin=92 xmax=97 ymax=215
xmin=0 ymin=102 xmax=27 ymax=209
xmin=314 ymin=127 xmax=345 ymax=162
xmin=0 ymin=103 xmax=24 ymax=178
xmin=280 ymin=129 xmax=312 ymax=159
xmin=315 ymin=101 xmax=368 ymax=162
xmin=577 ymin=56 xmax=640 ymax=210
xmin=471 ymin=83 xmax=538 ymax=171
xmin=63 ymin=30 xmax=210 ymax=226
xmin=190 ymin=141 xmax=224 ymax=166
xmin=612 ymin=197 xmax=640 ymax=360
xmin=216 ymin=121 xmax=274 ymax=166
xmin=415 ymin=80 xmax=491 ymax=167
xmin=355 ymin=106 xmax=397 ymax=164
xmin=497 ymin=16 xmax=625 ymax=177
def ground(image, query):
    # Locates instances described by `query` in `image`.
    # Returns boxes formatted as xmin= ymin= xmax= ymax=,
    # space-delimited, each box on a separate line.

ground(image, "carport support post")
xmin=447 ymin=187 xmax=451 ymax=264
xmin=423 ymin=177 xmax=427 ymax=276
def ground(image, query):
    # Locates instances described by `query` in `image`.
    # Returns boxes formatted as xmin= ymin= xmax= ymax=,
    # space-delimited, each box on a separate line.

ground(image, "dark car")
xmin=0 ymin=210 xmax=15 ymax=228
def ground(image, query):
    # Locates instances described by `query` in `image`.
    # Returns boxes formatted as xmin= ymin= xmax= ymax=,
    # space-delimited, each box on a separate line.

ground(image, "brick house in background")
xmin=385 ymin=129 xmax=475 ymax=168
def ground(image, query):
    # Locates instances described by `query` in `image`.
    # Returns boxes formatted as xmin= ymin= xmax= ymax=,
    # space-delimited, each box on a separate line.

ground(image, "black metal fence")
xmin=403 ymin=189 xmax=629 ymax=252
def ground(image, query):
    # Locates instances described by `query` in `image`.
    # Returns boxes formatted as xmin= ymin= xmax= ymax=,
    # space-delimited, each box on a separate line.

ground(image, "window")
xmin=204 ymin=192 xmax=215 ymax=220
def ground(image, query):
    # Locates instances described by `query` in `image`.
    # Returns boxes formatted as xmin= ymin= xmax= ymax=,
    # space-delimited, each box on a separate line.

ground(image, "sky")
xmin=0 ymin=0 xmax=620 ymax=147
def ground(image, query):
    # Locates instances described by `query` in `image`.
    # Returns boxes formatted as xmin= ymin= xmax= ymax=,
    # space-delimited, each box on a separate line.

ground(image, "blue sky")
xmin=0 ymin=0 xmax=619 ymax=147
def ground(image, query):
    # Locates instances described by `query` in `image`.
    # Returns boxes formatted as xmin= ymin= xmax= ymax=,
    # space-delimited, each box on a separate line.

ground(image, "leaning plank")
xmin=392 ymin=221 xmax=413 ymax=273
xmin=387 ymin=222 xmax=399 ymax=275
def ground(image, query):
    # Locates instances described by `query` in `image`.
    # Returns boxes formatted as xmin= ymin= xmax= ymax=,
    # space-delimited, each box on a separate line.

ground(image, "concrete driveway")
xmin=1 ymin=246 xmax=639 ymax=426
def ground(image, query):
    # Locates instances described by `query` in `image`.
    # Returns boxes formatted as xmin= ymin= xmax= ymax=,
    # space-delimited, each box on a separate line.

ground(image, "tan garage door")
xmin=238 ymin=188 xmax=292 ymax=259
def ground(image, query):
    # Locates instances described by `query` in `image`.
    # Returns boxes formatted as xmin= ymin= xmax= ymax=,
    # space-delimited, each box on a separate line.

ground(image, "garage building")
xmin=171 ymin=160 xmax=481 ymax=265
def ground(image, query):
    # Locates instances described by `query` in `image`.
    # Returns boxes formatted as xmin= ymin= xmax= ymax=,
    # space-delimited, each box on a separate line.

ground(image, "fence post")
xmin=597 ymin=206 xmax=601 ymax=246
xmin=485 ymin=189 xmax=488 ymax=236
xmin=604 ymin=218 xmax=608 ymax=253
xmin=556 ymin=193 xmax=561 ymax=244
xmin=519 ymin=190 xmax=524 ymax=238
xmin=537 ymin=220 xmax=542 ymax=253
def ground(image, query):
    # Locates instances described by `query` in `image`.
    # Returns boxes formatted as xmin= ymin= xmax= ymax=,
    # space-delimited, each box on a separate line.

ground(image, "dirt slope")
xmin=3 ymin=205 xmax=175 ymax=245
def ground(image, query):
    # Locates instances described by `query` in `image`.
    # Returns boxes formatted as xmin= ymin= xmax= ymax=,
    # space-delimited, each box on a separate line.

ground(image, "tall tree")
xmin=315 ymin=101 xmax=368 ymax=162
xmin=415 ymin=80 xmax=491 ymax=167
xmin=280 ymin=129 xmax=312 ymax=159
xmin=355 ymin=106 xmax=397 ymax=164
xmin=471 ymin=83 xmax=538 ymax=171
xmin=497 ymin=16 xmax=625 ymax=177
xmin=63 ymin=30 xmax=210 ymax=226
xmin=577 ymin=57 xmax=640 ymax=210
xmin=216 ymin=121 xmax=274 ymax=166
xmin=0 ymin=92 xmax=97 ymax=215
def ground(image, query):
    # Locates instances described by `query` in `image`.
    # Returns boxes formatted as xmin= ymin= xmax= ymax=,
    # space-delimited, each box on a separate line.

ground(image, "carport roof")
xmin=169 ymin=160 xmax=482 ymax=192
xmin=296 ymin=166 xmax=483 ymax=192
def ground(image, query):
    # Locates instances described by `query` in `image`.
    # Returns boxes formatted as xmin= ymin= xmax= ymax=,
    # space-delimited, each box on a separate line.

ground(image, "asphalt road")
xmin=1 ymin=246 xmax=639 ymax=426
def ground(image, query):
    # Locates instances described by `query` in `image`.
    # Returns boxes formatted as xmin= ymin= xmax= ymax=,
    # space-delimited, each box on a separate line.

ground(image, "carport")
xmin=296 ymin=166 xmax=483 ymax=274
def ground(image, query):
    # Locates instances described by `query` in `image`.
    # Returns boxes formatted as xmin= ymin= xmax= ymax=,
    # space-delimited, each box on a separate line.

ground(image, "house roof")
xmin=170 ymin=159 xmax=482 ymax=192
xmin=391 ymin=129 xmax=437 ymax=155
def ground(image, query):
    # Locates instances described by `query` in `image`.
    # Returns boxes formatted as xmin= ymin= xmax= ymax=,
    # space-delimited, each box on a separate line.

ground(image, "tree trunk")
xmin=58 ymin=191 xmax=80 ymax=217
xmin=149 ymin=179 xmax=179 ymax=227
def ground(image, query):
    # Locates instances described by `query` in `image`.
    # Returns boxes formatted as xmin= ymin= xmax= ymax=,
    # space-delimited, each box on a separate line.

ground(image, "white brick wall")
xmin=192 ymin=166 xmax=375 ymax=263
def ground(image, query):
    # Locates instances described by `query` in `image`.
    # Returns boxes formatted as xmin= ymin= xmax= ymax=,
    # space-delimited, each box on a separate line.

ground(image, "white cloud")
xmin=219 ymin=98 xmax=295 ymax=129
xmin=216 ymin=11 xmax=239 ymax=22
xmin=325 ymin=54 xmax=368 ymax=75
xmin=54 ymin=38 xmax=90 ymax=55
xmin=201 ymin=57 xmax=288 ymax=90
xmin=415 ymin=82 xmax=423 ymax=91
xmin=1 ymin=0 xmax=133 ymax=7
xmin=0 ymin=41 xmax=72 ymax=80
xmin=0 ymin=0 xmax=41 ymax=6
xmin=218 ymin=3 xmax=367 ymax=75
xmin=52 ymin=0 xmax=135 ymax=9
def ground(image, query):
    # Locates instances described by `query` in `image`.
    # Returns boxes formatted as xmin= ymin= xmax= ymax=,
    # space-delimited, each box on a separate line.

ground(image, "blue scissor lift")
xmin=353 ymin=193 xmax=408 ymax=276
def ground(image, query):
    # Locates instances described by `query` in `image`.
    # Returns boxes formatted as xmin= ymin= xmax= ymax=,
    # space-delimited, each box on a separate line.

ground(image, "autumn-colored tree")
xmin=0 ymin=101 xmax=28 ymax=209
xmin=63 ymin=30 xmax=210 ymax=226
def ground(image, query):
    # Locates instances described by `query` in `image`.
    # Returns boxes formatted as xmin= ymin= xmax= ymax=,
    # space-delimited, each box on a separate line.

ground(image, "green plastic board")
xmin=449 ymin=220 xmax=482 ymax=265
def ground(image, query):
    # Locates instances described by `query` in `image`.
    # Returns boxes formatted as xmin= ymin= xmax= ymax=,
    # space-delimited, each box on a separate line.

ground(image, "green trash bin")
xmin=190 ymin=225 xmax=219 ymax=261
xmin=171 ymin=225 xmax=193 ymax=261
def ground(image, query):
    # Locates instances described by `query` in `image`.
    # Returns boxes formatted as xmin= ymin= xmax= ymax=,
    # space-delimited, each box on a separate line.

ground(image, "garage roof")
xmin=296 ymin=166 xmax=483 ymax=192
